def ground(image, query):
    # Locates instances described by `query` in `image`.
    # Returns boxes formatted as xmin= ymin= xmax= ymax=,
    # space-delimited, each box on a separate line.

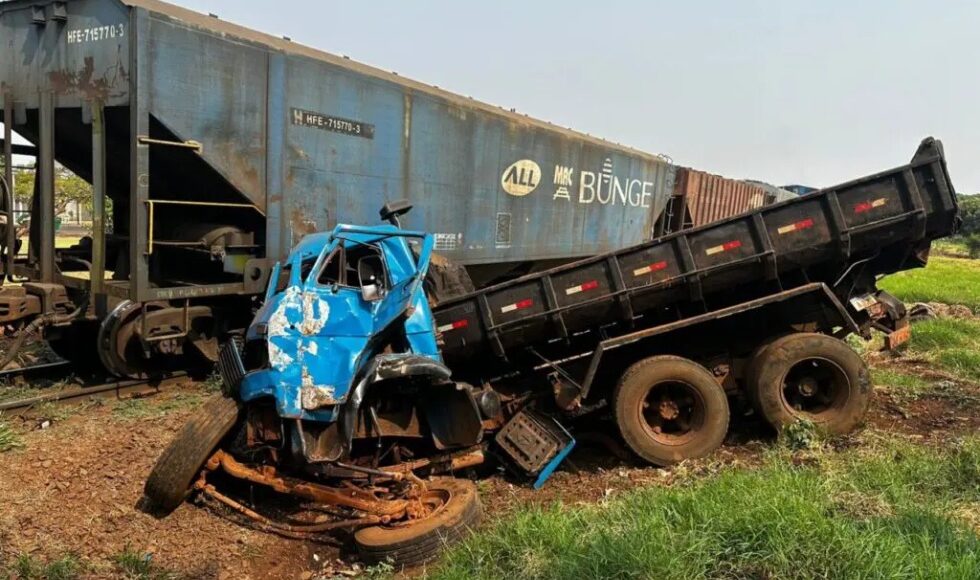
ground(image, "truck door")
xmin=282 ymin=243 xmax=374 ymax=409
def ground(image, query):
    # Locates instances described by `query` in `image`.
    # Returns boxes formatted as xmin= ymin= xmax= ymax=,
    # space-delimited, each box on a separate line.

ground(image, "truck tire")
xmin=613 ymin=355 xmax=730 ymax=466
xmin=743 ymin=333 xmax=792 ymax=410
xmin=747 ymin=333 xmax=871 ymax=434
xmin=144 ymin=394 xmax=240 ymax=514
xmin=355 ymin=478 xmax=481 ymax=568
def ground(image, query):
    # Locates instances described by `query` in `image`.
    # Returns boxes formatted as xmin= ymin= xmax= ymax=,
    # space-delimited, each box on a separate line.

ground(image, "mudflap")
xmin=494 ymin=409 xmax=575 ymax=489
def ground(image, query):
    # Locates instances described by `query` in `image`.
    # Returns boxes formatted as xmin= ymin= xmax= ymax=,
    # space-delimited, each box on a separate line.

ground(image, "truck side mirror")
xmin=361 ymin=283 xmax=382 ymax=302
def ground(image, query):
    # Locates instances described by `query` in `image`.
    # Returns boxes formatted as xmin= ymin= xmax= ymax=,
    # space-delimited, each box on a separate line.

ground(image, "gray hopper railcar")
xmin=0 ymin=0 xmax=677 ymax=376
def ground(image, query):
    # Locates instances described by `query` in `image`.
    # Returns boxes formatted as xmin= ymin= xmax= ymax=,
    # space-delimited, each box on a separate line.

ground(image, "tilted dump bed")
xmin=433 ymin=139 xmax=958 ymax=371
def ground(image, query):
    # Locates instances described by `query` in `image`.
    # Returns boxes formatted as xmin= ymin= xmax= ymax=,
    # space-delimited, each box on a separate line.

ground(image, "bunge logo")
xmin=500 ymin=156 xmax=656 ymax=207
xmin=501 ymin=160 xmax=541 ymax=197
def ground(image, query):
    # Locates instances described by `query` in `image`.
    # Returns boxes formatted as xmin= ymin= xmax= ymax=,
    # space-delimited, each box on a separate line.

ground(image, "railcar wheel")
xmin=613 ymin=355 xmax=730 ymax=466
xmin=747 ymin=333 xmax=871 ymax=434
xmin=144 ymin=394 xmax=241 ymax=514
xmin=354 ymin=478 xmax=481 ymax=568
xmin=98 ymin=301 xmax=187 ymax=378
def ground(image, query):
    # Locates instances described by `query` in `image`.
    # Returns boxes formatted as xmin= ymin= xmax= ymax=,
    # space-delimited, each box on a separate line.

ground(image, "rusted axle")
xmin=204 ymin=450 xmax=420 ymax=519
xmin=381 ymin=448 xmax=485 ymax=475
xmin=197 ymin=482 xmax=382 ymax=540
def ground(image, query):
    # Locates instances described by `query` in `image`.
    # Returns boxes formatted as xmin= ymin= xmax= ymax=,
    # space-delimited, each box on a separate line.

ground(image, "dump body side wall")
xmin=433 ymin=142 xmax=957 ymax=372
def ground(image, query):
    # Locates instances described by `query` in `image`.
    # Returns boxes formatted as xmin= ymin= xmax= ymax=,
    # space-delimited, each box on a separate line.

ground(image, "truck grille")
xmin=217 ymin=337 xmax=246 ymax=392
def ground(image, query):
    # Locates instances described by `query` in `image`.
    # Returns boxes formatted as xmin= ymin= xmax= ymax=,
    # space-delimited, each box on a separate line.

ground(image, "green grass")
xmin=878 ymin=256 xmax=980 ymax=311
xmin=932 ymin=238 xmax=972 ymax=259
xmin=872 ymin=368 xmax=930 ymax=392
xmin=113 ymin=546 xmax=177 ymax=580
xmin=431 ymin=437 xmax=980 ymax=580
xmin=112 ymin=392 xmax=205 ymax=421
xmin=0 ymin=417 xmax=22 ymax=453
xmin=3 ymin=553 xmax=83 ymax=580
xmin=908 ymin=318 xmax=980 ymax=382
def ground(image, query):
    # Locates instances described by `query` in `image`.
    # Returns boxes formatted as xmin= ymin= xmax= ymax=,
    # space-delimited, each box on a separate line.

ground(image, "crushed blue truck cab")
xmin=231 ymin=205 xmax=575 ymax=486
xmin=240 ymin=223 xmax=441 ymax=422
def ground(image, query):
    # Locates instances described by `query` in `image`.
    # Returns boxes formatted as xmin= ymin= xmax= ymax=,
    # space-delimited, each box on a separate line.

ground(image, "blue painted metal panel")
xmin=273 ymin=53 xmax=675 ymax=264
xmin=145 ymin=15 xmax=269 ymax=207
xmin=242 ymin=224 xmax=438 ymax=421
xmin=0 ymin=0 xmax=130 ymax=107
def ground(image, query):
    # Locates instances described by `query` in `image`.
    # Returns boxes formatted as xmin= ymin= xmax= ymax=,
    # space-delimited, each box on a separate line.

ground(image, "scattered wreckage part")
xmin=338 ymin=354 xmax=457 ymax=459
xmin=549 ymin=373 xmax=583 ymax=412
xmin=196 ymin=482 xmax=382 ymax=541
xmin=144 ymin=394 xmax=242 ymax=514
xmin=354 ymin=478 xmax=482 ymax=568
xmin=334 ymin=461 xmax=406 ymax=481
xmin=0 ymin=371 xmax=188 ymax=415
xmin=217 ymin=337 xmax=247 ymax=391
xmin=380 ymin=448 xmax=486 ymax=476
xmin=494 ymin=409 xmax=576 ymax=488
xmin=420 ymin=383 xmax=484 ymax=451
xmin=309 ymin=448 xmax=485 ymax=480
xmin=613 ymin=355 xmax=730 ymax=466
xmin=746 ymin=333 xmax=872 ymax=435
xmin=204 ymin=450 xmax=421 ymax=519
xmin=471 ymin=386 xmax=502 ymax=420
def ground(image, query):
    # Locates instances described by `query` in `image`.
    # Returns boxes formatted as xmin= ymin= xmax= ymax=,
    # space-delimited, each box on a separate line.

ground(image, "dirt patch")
xmin=909 ymin=301 xmax=975 ymax=320
xmin=0 ymin=383 xmax=316 ymax=579
xmin=1 ymin=361 xmax=977 ymax=578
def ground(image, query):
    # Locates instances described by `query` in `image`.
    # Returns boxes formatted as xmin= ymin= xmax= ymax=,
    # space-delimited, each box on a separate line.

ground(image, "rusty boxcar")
xmin=0 ymin=0 xmax=676 ymax=376
xmin=655 ymin=168 xmax=781 ymax=235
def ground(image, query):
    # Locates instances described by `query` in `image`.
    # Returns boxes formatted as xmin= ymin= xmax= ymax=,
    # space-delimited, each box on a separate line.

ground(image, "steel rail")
xmin=0 ymin=372 xmax=189 ymax=414
xmin=0 ymin=360 xmax=72 ymax=382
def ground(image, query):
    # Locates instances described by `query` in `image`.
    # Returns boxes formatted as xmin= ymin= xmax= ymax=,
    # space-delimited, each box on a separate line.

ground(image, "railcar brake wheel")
xmin=747 ymin=333 xmax=871 ymax=434
xmin=354 ymin=478 xmax=481 ymax=568
xmin=613 ymin=355 xmax=730 ymax=466
xmin=144 ymin=394 xmax=241 ymax=514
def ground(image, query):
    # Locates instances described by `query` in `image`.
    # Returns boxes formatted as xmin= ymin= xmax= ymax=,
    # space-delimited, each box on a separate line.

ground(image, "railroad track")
xmin=0 ymin=360 xmax=72 ymax=383
xmin=0 ymin=369 xmax=189 ymax=415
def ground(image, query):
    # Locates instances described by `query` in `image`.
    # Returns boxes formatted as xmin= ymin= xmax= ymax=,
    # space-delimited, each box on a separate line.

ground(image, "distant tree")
xmin=956 ymin=194 xmax=980 ymax=236
xmin=9 ymin=166 xmax=93 ymax=237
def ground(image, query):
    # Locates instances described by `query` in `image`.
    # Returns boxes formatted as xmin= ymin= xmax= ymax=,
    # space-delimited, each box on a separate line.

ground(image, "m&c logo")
xmin=501 ymin=159 xmax=541 ymax=197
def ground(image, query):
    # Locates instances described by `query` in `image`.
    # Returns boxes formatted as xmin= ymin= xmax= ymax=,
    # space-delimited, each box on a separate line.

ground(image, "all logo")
xmin=500 ymin=157 xmax=656 ymax=208
xmin=501 ymin=159 xmax=541 ymax=197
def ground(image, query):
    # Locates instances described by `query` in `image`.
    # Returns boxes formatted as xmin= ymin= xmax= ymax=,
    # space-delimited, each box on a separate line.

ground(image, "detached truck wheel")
xmin=144 ymin=394 xmax=240 ymax=514
xmin=747 ymin=333 xmax=871 ymax=434
xmin=613 ymin=355 xmax=730 ymax=466
xmin=355 ymin=478 xmax=481 ymax=568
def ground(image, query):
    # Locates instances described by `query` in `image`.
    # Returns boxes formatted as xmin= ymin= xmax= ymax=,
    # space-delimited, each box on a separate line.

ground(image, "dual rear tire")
xmin=746 ymin=333 xmax=871 ymax=435
xmin=613 ymin=334 xmax=871 ymax=466
xmin=613 ymin=355 xmax=729 ymax=466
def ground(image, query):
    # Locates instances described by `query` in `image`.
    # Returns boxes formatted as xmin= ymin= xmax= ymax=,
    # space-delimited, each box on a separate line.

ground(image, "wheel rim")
xmin=639 ymin=380 xmax=707 ymax=446
xmin=780 ymin=357 xmax=851 ymax=418
xmin=382 ymin=487 xmax=451 ymax=529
